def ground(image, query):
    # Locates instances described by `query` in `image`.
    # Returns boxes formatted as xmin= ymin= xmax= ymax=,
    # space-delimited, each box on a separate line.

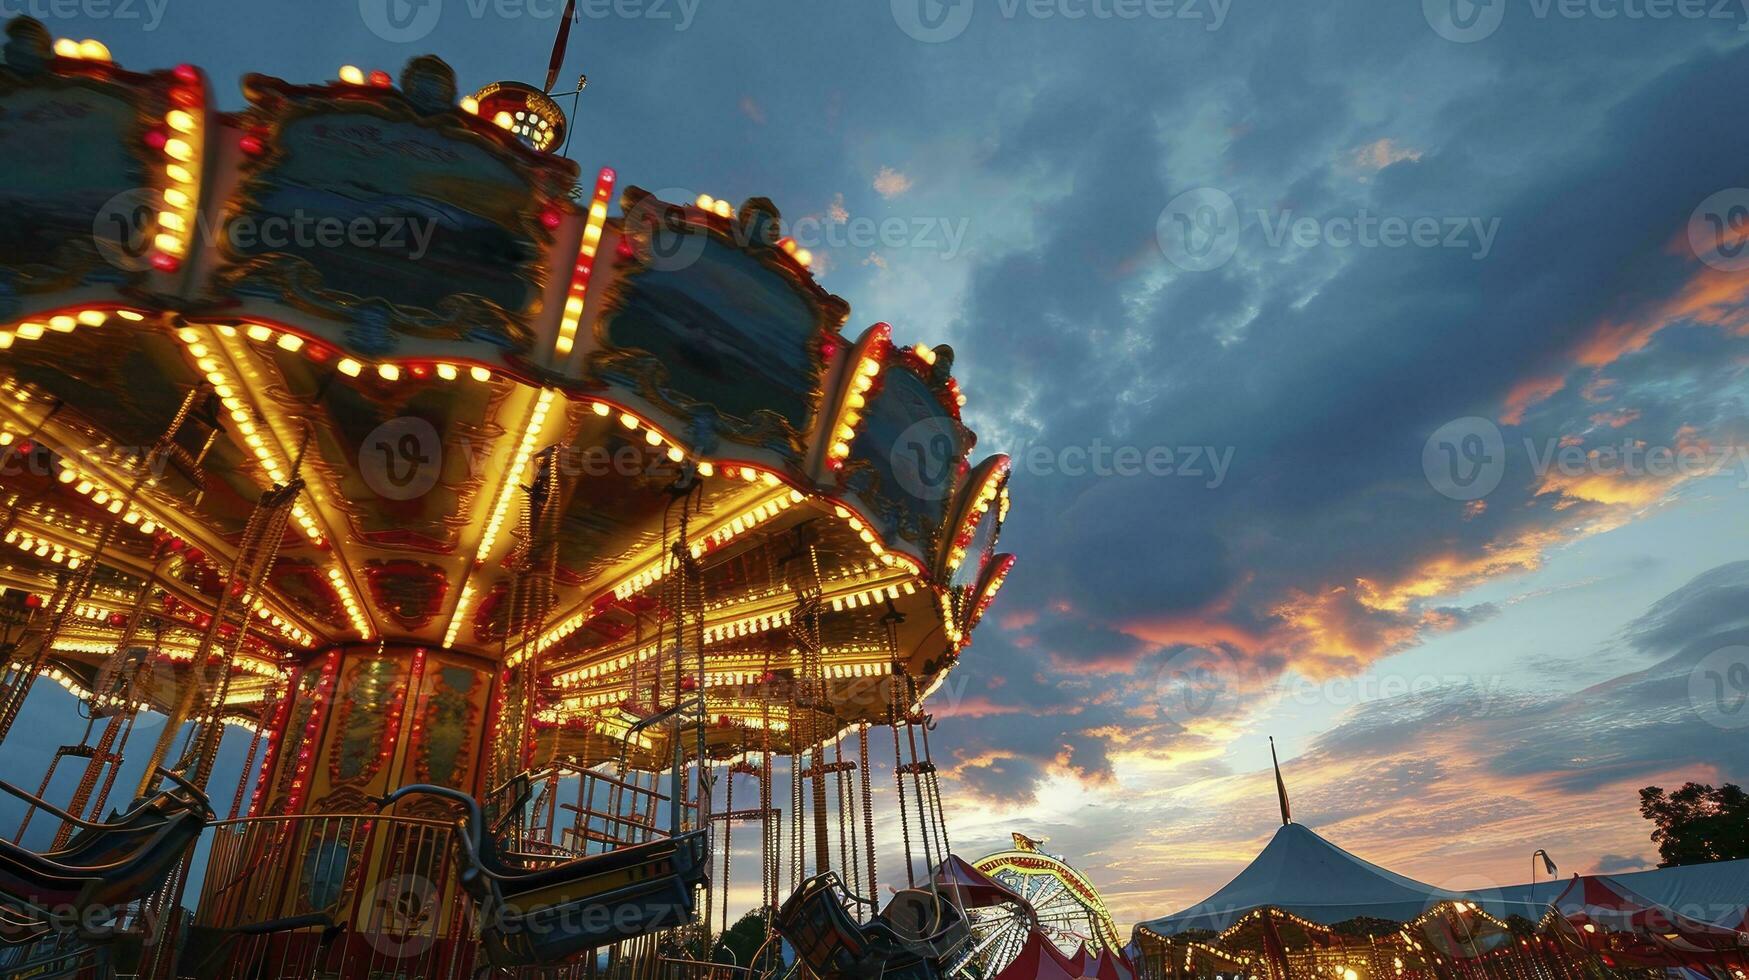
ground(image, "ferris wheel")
xmin=963 ymin=834 xmax=1122 ymax=976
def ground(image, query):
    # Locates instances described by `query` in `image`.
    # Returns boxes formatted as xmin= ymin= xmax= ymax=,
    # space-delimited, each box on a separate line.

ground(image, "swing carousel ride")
xmin=0 ymin=15 xmax=1022 ymax=979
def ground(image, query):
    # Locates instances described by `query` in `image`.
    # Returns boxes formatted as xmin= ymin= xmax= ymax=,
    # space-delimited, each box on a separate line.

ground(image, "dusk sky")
xmin=16 ymin=0 xmax=1749 ymax=930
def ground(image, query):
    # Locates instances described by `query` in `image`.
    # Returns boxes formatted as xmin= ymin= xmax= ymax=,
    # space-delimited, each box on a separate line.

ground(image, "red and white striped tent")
xmin=1552 ymin=871 xmax=1749 ymax=969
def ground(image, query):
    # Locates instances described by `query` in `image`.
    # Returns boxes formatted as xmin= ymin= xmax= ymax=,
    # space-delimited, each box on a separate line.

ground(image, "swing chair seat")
xmin=476 ymin=829 xmax=709 ymax=968
xmin=0 ymin=768 xmax=211 ymax=941
xmin=378 ymin=784 xmax=711 ymax=970
xmin=776 ymin=873 xmax=967 ymax=980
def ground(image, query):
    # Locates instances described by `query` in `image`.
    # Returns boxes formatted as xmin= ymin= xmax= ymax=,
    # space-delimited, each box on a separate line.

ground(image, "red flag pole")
xmin=544 ymin=0 xmax=579 ymax=93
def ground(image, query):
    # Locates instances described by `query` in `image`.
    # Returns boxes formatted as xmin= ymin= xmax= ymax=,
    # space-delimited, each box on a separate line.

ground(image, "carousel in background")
xmin=0 ymin=14 xmax=1020 ymax=979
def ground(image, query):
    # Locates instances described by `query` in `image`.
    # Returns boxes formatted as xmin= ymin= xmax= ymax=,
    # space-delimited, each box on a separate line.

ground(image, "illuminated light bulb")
xmin=153 ymin=232 xmax=185 ymax=255
xmin=590 ymin=402 xmax=609 ymax=416
xmin=376 ymin=363 xmax=400 ymax=381
xmin=56 ymin=469 xmax=76 ymax=484
xmin=76 ymin=310 xmax=107 ymax=327
xmin=163 ymin=138 xmax=193 ymax=162
xmin=53 ymin=38 xmax=80 ymax=58
xmin=697 ymin=461 xmax=714 ymax=477
xmin=245 ymin=324 xmax=272 ymax=342
xmin=49 ymin=315 xmax=76 ymax=331
xmin=696 ymin=194 xmax=715 ymax=210
xmin=713 ymin=199 xmax=733 ymax=219
xmin=643 ymin=429 xmax=661 ymax=446
xmin=339 ymin=65 xmax=365 ymax=85
xmin=666 ymin=447 xmax=684 ymax=463
xmin=795 ymin=249 xmax=813 ymax=267
xmin=336 ymin=358 xmax=362 ymax=377
xmin=493 ymin=111 xmax=514 ymax=129
xmin=116 ymin=310 xmax=144 ymax=322
xmin=619 ymin=413 xmax=638 ymax=430
xmin=165 ymin=110 xmax=196 ymax=133
xmin=17 ymin=324 xmax=44 ymax=340
xmin=459 ymin=96 xmax=479 ymax=114
xmin=158 ymin=211 xmax=186 ymax=233
xmin=469 ymin=366 xmax=491 ymax=382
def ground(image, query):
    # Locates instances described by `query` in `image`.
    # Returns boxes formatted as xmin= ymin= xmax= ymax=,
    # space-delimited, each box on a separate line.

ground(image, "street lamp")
xmin=1531 ymin=849 xmax=1558 ymax=903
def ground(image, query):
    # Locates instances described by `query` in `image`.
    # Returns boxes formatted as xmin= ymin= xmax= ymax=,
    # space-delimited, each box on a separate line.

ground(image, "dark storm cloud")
xmin=960 ymin=29 xmax=1749 ymax=755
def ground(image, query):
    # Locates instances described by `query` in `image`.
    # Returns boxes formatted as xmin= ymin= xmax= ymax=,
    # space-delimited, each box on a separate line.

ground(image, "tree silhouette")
xmin=1637 ymin=783 xmax=1749 ymax=867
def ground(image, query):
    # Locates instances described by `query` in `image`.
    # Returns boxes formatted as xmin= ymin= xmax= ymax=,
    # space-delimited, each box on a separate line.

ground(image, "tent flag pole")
xmin=1270 ymin=736 xmax=1291 ymax=826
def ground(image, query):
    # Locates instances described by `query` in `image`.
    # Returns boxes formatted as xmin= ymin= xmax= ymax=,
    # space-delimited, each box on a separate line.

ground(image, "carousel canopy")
xmin=1137 ymin=822 xmax=1543 ymax=937
xmin=0 ymin=21 xmax=1015 ymax=773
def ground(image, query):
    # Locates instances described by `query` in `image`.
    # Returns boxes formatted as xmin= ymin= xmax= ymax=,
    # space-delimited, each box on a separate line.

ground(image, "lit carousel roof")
xmin=0 ymin=18 xmax=1013 ymax=767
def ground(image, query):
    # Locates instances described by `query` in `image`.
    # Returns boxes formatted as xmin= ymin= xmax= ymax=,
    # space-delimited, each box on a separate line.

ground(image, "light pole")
xmin=1531 ymin=849 xmax=1558 ymax=904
